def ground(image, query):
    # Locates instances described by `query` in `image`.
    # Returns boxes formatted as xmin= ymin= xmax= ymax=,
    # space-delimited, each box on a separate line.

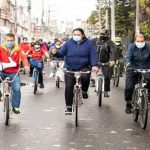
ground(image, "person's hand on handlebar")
xmin=109 ymin=61 xmax=115 ymax=67
xmin=92 ymin=66 xmax=99 ymax=73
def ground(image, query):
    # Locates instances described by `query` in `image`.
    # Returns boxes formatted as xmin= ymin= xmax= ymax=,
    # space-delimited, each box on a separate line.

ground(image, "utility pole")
xmin=111 ymin=0 xmax=115 ymax=42
xmin=98 ymin=0 xmax=102 ymax=33
xmin=28 ymin=0 xmax=31 ymax=41
xmin=41 ymin=0 xmax=44 ymax=39
xmin=14 ymin=0 xmax=17 ymax=35
xmin=135 ymin=0 xmax=140 ymax=34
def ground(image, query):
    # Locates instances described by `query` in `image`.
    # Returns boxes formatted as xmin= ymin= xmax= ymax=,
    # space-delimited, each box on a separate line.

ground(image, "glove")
xmin=126 ymin=63 xmax=134 ymax=73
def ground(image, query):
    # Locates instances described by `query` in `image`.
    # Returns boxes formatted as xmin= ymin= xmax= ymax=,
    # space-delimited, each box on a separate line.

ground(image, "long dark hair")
xmin=72 ymin=28 xmax=86 ymax=38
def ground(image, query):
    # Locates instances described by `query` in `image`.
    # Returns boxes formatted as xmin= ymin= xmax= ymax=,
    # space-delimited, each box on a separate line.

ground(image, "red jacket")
xmin=28 ymin=47 xmax=46 ymax=61
xmin=19 ymin=42 xmax=30 ymax=52
xmin=0 ymin=44 xmax=29 ymax=73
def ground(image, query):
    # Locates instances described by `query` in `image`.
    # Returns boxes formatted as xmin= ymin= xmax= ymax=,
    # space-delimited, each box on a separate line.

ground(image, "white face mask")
xmin=34 ymin=45 xmax=40 ymax=51
xmin=73 ymin=35 xmax=82 ymax=42
xmin=135 ymin=42 xmax=145 ymax=49
xmin=55 ymin=45 xmax=61 ymax=49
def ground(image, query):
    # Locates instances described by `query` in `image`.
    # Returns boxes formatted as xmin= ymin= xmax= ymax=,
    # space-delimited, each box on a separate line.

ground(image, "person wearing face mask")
xmin=125 ymin=33 xmax=150 ymax=114
xmin=26 ymin=41 xmax=50 ymax=88
xmin=92 ymin=29 xmax=115 ymax=97
xmin=49 ymin=40 xmax=64 ymax=78
xmin=51 ymin=28 xmax=99 ymax=115
xmin=0 ymin=33 xmax=29 ymax=114
xmin=114 ymin=37 xmax=125 ymax=76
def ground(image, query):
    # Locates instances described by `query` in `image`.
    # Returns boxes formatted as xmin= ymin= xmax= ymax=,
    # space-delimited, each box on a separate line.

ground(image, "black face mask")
xmin=100 ymin=36 xmax=109 ymax=41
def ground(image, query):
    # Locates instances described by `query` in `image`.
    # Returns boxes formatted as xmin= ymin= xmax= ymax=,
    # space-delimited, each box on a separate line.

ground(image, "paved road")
xmin=0 ymin=64 xmax=150 ymax=150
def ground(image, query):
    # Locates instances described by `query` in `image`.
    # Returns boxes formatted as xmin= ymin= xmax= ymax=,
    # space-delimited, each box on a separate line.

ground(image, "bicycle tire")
xmin=113 ymin=65 xmax=120 ymax=87
xmin=139 ymin=91 xmax=148 ymax=129
xmin=4 ymin=96 xmax=10 ymax=125
xmin=98 ymin=78 xmax=103 ymax=107
xmin=56 ymin=76 xmax=60 ymax=88
xmin=132 ymin=89 xmax=139 ymax=122
xmin=33 ymin=71 xmax=38 ymax=94
xmin=74 ymin=87 xmax=79 ymax=127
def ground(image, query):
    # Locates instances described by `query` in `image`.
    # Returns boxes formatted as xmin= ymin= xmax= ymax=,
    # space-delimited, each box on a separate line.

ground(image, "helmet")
xmin=115 ymin=37 xmax=121 ymax=42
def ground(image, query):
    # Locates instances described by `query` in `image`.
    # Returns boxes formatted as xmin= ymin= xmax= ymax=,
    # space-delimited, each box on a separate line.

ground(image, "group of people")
xmin=0 ymin=28 xmax=150 ymax=117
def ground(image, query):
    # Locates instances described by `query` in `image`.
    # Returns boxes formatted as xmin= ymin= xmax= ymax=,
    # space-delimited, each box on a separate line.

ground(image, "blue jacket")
xmin=126 ymin=43 xmax=150 ymax=69
xmin=55 ymin=37 xmax=98 ymax=70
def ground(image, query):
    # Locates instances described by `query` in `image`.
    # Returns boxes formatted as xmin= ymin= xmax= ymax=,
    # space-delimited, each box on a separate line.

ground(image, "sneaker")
xmin=104 ymin=91 xmax=109 ymax=97
xmin=82 ymin=92 xmax=88 ymax=99
xmin=12 ymin=108 xmax=20 ymax=114
xmin=39 ymin=83 xmax=44 ymax=88
xmin=65 ymin=108 xmax=72 ymax=115
xmin=49 ymin=73 xmax=54 ymax=78
xmin=125 ymin=102 xmax=133 ymax=114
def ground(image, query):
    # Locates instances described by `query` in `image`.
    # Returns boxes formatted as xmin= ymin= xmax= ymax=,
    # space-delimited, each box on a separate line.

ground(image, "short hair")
xmin=5 ymin=33 xmax=15 ymax=39
xmin=134 ymin=32 xmax=145 ymax=41
xmin=23 ymin=37 xmax=28 ymax=40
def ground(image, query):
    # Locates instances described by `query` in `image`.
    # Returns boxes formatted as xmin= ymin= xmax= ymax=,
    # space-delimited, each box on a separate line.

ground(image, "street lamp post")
xmin=14 ymin=0 xmax=17 ymax=35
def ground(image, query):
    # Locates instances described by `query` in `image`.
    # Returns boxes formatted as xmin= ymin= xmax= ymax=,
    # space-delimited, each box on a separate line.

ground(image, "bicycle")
xmin=95 ymin=63 xmax=109 ymax=106
xmin=0 ymin=68 xmax=26 ymax=125
xmin=33 ymin=67 xmax=39 ymax=94
xmin=64 ymin=69 xmax=90 ymax=127
xmin=132 ymin=69 xmax=150 ymax=129
xmin=53 ymin=60 xmax=64 ymax=88
xmin=113 ymin=60 xmax=120 ymax=87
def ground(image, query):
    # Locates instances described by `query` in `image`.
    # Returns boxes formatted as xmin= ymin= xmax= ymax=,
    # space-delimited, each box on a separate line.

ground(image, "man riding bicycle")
xmin=125 ymin=33 xmax=150 ymax=114
xmin=93 ymin=29 xmax=115 ymax=97
xmin=0 ymin=33 xmax=29 ymax=114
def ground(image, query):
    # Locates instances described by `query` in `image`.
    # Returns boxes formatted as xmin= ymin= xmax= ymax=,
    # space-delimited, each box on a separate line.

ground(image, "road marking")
xmin=109 ymin=130 xmax=118 ymax=134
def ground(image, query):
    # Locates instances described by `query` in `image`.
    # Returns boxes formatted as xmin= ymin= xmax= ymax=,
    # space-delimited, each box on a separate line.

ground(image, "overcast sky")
xmin=31 ymin=0 xmax=97 ymax=21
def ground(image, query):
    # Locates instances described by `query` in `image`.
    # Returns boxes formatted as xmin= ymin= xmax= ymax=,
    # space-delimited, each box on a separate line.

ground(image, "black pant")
xmin=65 ymin=72 xmax=91 ymax=108
xmin=125 ymin=72 xmax=150 ymax=102
xmin=30 ymin=67 xmax=43 ymax=84
xmin=102 ymin=66 xmax=111 ymax=91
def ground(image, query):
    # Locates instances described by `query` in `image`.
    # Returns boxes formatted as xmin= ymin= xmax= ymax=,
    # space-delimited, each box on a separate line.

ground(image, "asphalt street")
xmin=0 ymin=64 xmax=150 ymax=150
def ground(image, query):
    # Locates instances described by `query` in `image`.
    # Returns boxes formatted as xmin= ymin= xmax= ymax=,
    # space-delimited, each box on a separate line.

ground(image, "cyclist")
xmin=26 ymin=40 xmax=50 ymax=88
xmin=115 ymin=37 xmax=125 ymax=76
xmin=94 ymin=29 xmax=115 ymax=97
xmin=49 ymin=40 xmax=64 ymax=79
xmin=125 ymin=33 xmax=150 ymax=114
xmin=52 ymin=28 xmax=99 ymax=114
xmin=0 ymin=33 xmax=29 ymax=114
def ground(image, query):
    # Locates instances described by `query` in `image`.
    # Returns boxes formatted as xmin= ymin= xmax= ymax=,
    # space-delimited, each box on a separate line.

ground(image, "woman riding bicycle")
xmin=52 ymin=28 xmax=99 ymax=114
xmin=26 ymin=41 xmax=50 ymax=88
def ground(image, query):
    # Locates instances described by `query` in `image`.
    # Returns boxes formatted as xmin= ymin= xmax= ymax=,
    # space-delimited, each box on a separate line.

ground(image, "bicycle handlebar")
xmin=133 ymin=69 xmax=150 ymax=74
xmin=0 ymin=68 xmax=24 ymax=83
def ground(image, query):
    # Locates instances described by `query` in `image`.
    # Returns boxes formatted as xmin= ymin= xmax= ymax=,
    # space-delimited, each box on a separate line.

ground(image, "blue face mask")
xmin=5 ymin=42 xmax=15 ymax=49
xmin=135 ymin=42 xmax=145 ymax=49
xmin=73 ymin=35 xmax=82 ymax=42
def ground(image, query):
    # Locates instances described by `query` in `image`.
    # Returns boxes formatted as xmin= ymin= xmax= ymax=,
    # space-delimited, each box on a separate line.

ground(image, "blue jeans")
xmin=0 ymin=72 xmax=21 ymax=108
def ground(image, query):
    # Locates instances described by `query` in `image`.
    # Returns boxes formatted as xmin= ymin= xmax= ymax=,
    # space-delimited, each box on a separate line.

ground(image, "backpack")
xmin=96 ymin=40 xmax=110 ymax=63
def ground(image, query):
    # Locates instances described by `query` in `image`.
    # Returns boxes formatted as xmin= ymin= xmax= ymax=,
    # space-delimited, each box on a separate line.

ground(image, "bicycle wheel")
xmin=4 ymin=96 xmax=10 ymax=125
xmin=132 ymin=89 xmax=139 ymax=122
xmin=113 ymin=65 xmax=120 ymax=87
xmin=74 ymin=87 xmax=79 ymax=127
xmin=139 ymin=91 xmax=148 ymax=129
xmin=56 ymin=76 xmax=60 ymax=88
xmin=33 ymin=71 xmax=38 ymax=94
xmin=98 ymin=78 xmax=103 ymax=106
